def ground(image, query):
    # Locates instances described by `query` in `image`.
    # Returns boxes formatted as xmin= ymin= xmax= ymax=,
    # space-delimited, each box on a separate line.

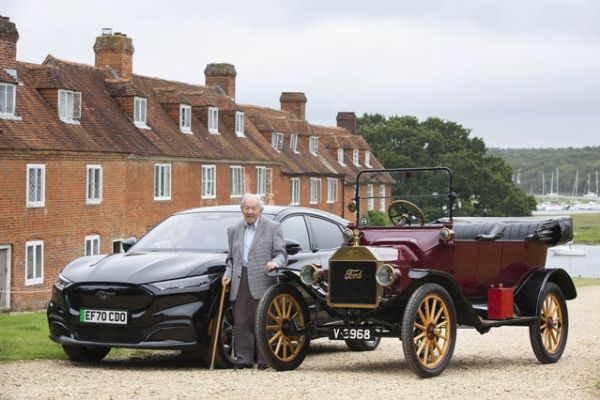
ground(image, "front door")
xmin=0 ymin=246 xmax=11 ymax=310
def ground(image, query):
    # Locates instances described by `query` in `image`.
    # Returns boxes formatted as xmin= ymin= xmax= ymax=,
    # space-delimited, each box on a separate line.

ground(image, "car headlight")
xmin=54 ymin=273 xmax=72 ymax=291
xmin=150 ymin=274 xmax=217 ymax=292
xmin=300 ymin=264 xmax=322 ymax=286
xmin=375 ymin=264 xmax=399 ymax=287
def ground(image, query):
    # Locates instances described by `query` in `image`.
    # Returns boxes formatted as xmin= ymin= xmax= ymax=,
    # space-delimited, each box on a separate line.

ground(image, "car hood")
xmin=60 ymin=251 xmax=226 ymax=284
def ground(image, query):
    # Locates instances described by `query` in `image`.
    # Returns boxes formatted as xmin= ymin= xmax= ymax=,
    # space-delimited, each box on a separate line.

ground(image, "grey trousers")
xmin=232 ymin=268 xmax=265 ymax=365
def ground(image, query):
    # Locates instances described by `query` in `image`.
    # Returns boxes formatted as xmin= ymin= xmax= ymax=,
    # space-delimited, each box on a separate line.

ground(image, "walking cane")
xmin=209 ymin=280 xmax=229 ymax=370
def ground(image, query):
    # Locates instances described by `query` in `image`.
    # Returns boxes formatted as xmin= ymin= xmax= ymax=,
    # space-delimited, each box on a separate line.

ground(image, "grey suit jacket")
xmin=224 ymin=217 xmax=287 ymax=301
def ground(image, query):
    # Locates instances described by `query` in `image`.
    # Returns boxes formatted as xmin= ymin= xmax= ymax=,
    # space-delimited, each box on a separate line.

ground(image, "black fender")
xmin=514 ymin=268 xmax=577 ymax=317
xmin=406 ymin=269 xmax=480 ymax=327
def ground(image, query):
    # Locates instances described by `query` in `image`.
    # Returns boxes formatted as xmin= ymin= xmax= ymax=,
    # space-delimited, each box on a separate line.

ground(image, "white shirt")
xmin=243 ymin=217 xmax=260 ymax=265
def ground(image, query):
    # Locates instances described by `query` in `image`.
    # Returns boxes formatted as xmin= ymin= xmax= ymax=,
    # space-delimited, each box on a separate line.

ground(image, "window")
xmin=327 ymin=178 xmax=338 ymax=203
xmin=112 ymin=240 xmax=123 ymax=254
xmin=337 ymin=148 xmax=345 ymax=166
xmin=379 ymin=184 xmax=386 ymax=212
xmin=365 ymin=150 xmax=372 ymax=168
xmin=235 ymin=111 xmax=245 ymax=137
xmin=25 ymin=240 xmax=43 ymax=286
xmin=309 ymin=136 xmax=318 ymax=155
xmin=0 ymin=83 xmax=16 ymax=117
xmin=308 ymin=217 xmax=343 ymax=250
xmin=134 ymin=97 xmax=148 ymax=128
xmin=271 ymin=132 xmax=283 ymax=151
xmin=290 ymin=133 xmax=299 ymax=153
xmin=202 ymin=165 xmax=216 ymax=199
xmin=256 ymin=166 xmax=266 ymax=196
xmin=86 ymin=165 xmax=103 ymax=205
xmin=367 ymin=184 xmax=374 ymax=211
xmin=58 ymin=89 xmax=81 ymax=124
xmin=230 ymin=166 xmax=245 ymax=198
xmin=208 ymin=107 xmax=219 ymax=134
xmin=310 ymin=178 xmax=321 ymax=204
xmin=84 ymin=235 xmax=100 ymax=256
xmin=353 ymin=149 xmax=360 ymax=166
xmin=280 ymin=216 xmax=310 ymax=252
xmin=154 ymin=163 xmax=171 ymax=200
xmin=180 ymin=104 xmax=192 ymax=133
xmin=291 ymin=178 xmax=300 ymax=206
xmin=26 ymin=164 xmax=45 ymax=208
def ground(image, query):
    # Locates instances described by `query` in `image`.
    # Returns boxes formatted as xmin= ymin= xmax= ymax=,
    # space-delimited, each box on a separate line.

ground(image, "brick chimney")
xmin=205 ymin=63 xmax=237 ymax=100
xmin=93 ymin=29 xmax=134 ymax=79
xmin=280 ymin=92 xmax=307 ymax=120
xmin=336 ymin=112 xmax=357 ymax=134
xmin=0 ymin=16 xmax=19 ymax=71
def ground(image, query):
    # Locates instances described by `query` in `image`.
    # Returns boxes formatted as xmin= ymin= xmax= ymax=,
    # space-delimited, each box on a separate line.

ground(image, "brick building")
xmin=0 ymin=16 xmax=390 ymax=311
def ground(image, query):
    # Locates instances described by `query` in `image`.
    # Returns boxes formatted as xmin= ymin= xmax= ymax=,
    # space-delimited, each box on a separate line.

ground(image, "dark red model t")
xmin=255 ymin=167 xmax=576 ymax=377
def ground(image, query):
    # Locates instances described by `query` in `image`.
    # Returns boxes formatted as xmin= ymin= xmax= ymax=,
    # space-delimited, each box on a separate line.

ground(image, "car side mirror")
xmin=285 ymin=238 xmax=301 ymax=255
xmin=122 ymin=236 xmax=137 ymax=252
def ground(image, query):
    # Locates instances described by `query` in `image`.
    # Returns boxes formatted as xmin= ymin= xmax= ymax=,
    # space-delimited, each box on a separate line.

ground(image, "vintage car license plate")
xmin=329 ymin=327 xmax=375 ymax=340
xmin=79 ymin=309 xmax=128 ymax=325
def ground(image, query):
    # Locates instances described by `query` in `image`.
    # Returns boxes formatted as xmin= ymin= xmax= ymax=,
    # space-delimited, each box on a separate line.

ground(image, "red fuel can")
xmin=487 ymin=285 xmax=513 ymax=320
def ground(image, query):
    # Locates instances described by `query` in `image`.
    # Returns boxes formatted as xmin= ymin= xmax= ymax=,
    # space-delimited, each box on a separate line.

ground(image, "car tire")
xmin=401 ymin=283 xmax=457 ymax=378
xmin=204 ymin=303 xmax=236 ymax=369
xmin=529 ymin=282 xmax=569 ymax=364
xmin=345 ymin=336 xmax=381 ymax=351
xmin=255 ymin=283 xmax=310 ymax=371
xmin=62 ymin=345 xmax=110 ymax=362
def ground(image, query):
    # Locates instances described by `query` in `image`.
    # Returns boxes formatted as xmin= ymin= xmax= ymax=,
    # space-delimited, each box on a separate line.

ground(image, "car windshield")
xmin=132 ymin=212 xmax=272 ymax=252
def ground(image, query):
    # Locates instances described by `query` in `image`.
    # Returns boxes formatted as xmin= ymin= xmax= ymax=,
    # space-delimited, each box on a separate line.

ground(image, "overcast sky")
xmin=4 ymin=0 xmax=599 ymax=148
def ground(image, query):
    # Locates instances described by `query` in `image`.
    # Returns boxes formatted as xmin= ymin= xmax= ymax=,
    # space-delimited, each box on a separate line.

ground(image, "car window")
xmin=308 ymin=216 xmax=344 ymax=250
xmin=280 ymin=215 xmax=310 ymax=252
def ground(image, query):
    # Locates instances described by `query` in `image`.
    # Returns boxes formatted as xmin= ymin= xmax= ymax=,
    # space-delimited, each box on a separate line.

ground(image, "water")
xmin=546 ymin=244 xmax=600 ymax=278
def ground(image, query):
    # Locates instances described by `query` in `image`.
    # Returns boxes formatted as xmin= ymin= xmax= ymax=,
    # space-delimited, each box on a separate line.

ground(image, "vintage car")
xmin=47 ymin=205 xmax=354 ymax=367
xmin=255 ymin=167 xmax=576 ymax=377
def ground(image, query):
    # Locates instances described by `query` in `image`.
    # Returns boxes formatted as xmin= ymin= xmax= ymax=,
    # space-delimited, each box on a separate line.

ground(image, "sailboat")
xmin=550 ymin=241 xmax=586 ymax=257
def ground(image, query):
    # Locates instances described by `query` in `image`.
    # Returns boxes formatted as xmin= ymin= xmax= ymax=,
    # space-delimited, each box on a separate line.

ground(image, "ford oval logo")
xmin=344 ymin=269 xmax=363 ymax=280
xmin=96 ymin=290 xmax=116 ymax=300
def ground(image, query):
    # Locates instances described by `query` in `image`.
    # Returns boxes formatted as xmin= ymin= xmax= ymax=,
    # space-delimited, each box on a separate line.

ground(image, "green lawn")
xmin=0 ymin=312 xmax=64 ymax=362
xmin=572 ymin=213 xmax=600 ymax=244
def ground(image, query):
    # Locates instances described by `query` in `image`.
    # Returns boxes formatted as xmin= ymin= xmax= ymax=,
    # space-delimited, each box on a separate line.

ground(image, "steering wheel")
xmin=387 ymin=200 xmax=426 ymax=226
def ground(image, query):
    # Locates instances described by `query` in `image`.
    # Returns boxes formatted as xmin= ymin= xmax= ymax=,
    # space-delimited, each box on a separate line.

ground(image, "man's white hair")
xmin=240 ymin=193 xmax=264 ymax=210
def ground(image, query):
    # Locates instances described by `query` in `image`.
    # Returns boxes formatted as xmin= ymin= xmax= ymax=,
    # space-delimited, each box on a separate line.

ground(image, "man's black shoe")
xmin=257 ymin=364 xmax=269 ymax=370
xmin=233 ymin=363 xmax=253 ymax=370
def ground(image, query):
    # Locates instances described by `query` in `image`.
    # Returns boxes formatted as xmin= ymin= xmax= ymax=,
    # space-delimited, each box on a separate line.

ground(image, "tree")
xmin=358 ymin=114 xmax=536 ymax=217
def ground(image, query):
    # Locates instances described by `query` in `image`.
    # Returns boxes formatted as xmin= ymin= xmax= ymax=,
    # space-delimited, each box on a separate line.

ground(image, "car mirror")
xmin=122 ymin=236 xmax=137 ymax=252
xmin=285 ymin=238 xmax=302 ymax=255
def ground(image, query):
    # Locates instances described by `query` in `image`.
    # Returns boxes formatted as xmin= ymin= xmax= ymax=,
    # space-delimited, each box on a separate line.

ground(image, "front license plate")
xmin=79 ymin=309 xmax=128 ymax=325
xmin=329 ymin=327 xmax=375 ymax=341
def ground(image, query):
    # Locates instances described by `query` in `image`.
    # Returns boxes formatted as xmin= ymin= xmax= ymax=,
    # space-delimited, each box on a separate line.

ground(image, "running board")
xmin=478 ymin=316 xmax=538 ymax=328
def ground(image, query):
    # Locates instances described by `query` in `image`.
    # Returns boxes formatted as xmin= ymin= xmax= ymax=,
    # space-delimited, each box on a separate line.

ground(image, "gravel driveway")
xmin=1 ymin=286 xmax=599 ymax=400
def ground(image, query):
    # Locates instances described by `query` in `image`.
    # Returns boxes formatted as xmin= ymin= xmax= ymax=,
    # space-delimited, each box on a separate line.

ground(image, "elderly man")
xmin=222 ymin=193 xmax=287 ymax=369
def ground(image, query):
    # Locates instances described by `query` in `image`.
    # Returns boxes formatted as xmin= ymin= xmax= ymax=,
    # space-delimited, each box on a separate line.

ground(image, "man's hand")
xmin=222 ymin=276 xmax=231 ymax=286
xmin=265 ymin=261 xmax=278 ymax=272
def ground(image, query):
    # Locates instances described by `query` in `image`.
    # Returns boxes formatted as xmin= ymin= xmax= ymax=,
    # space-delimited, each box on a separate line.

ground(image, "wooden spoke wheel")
xmin=256 ymin=283 xmax=310 ymax=371
xmin=529 ymin=282 xmax=569 ymax=363
xmin=387 ymin=200 xmax=425 ymax=226
xmin=401 ymin=283 xmax=456 ymax=378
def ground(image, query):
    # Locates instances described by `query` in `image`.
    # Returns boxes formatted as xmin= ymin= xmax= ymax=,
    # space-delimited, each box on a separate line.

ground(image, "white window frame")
xmin=337 ymin=148 xmax=345 ymax=166
xmin=86 ymin=165 xmax=103 ymax=205
xmin=202 ymin=165 xmax=216 ymax=199
xmin=154 ymin=163 xmax=172 ymax=201
xmin=327 ymin=178 xmax=338 ymax=203
xmin=58 ymin=89 xmax=81 ymax=124
xmin=365 ymin=151 xmax=372 ymax=168
xmin=0 ymin=83 xmax=16 ymax=118
xmin=310 ymin=178 xmax=321 ymax=205
xmin=25 ymin=240 xmax=43 ymax=286
xmin=134 ymin=96 xmax=148 ymax=128
xmin=84 ymin=234 xmax=101 ymax=256
xmin=230 ymin=166 xmax=245 ymax=198
xmin=379 ymin=184 xmax=386 ymax=212
xmin=291 ymin=178 xmax=300 ymax=206
xmin=290 ymin=133 xmax=299 ymax=153
xmin=26 ymin=164 xmax=45 ymax=208
xmin=367 ymin=184 xmax=374 ymax=211
xmin=208 ymin=107 xmax=219 ymax=134
xmin=112 ymin=239 xmax=124 ymax=254
xmin=353 ymin=149 xmax=361 ymax=167
xmin=180 ymin=104 xmax=192 ymax=133
xmin=271 ymin=132 xmax=283 ymax=151
xmin=235 ymin=111 xmax=245 ymax=137
xmin=256 ymin=166 xmax=266 ymax=197
xmin=309 ymin=136 xmax=319 ymax=155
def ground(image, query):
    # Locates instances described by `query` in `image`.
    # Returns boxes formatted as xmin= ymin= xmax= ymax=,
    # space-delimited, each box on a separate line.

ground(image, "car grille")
xmin=77 ymin=326 xmax=142 ymax=343
xmin=67 ymin=284 xmax=153 ymax=312
xmin=328 ymin=260 xmax=378 ymax=307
